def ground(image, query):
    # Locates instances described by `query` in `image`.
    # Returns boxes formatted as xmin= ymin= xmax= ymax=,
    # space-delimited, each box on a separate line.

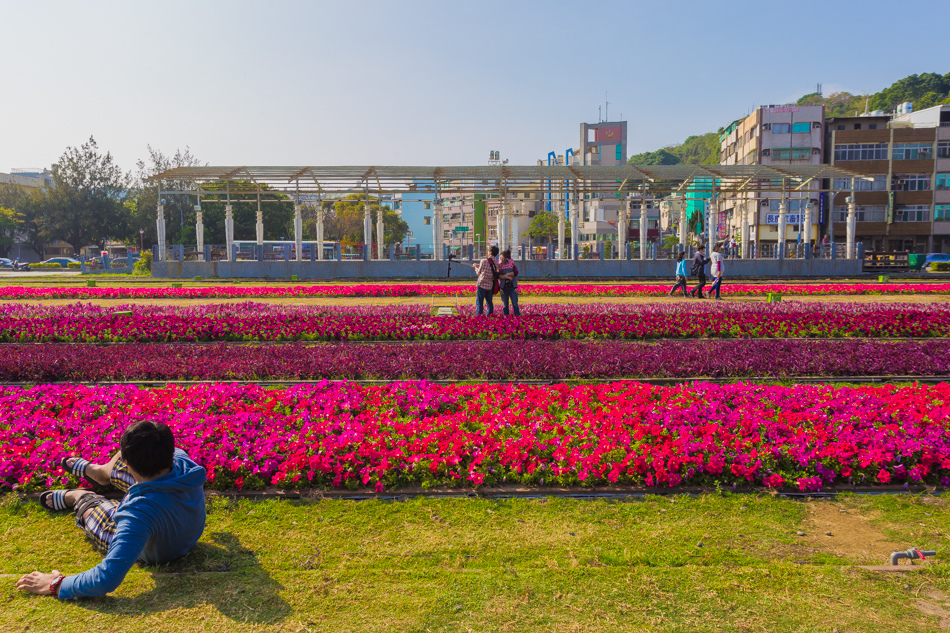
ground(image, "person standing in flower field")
xmin=689 ymin=244 xmax=711 ymax=299
xmin=709 ymin=244 xmax=725 ymax=300
xmin=668 ymin=252 xmax=689 ymax=297
xmin=16 ymin=421 xmax=206 ymax=600
xmin=471 ymin=245 xmax=500 ymax=316
xmin=497 ymin=248 xmax=520 ymax=316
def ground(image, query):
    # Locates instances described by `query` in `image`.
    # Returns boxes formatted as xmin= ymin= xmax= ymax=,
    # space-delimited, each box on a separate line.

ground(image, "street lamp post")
xmin=139 ymin=229 xmax=144 ymax=253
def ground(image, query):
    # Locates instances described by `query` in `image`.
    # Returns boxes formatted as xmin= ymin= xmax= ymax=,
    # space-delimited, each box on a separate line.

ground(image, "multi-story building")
xmin=720 ymin=105 xmax=824 ymax=249
xmin=575 ymin=120 xmax=629 ymax=251
xmin=826 ymin=104 xmax=950 ymax=253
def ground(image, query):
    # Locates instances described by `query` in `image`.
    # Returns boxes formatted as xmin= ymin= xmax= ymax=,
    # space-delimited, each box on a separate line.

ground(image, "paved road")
xmin=0 ymin=270 xmax=82 ymax=278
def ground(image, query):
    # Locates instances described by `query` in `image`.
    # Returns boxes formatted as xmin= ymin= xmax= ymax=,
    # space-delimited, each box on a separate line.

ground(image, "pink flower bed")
xmin=1 ymin=282 xmax=948 ymax=300
xmin=0 ymin=302 xmax=947 ymax=342
xmin=3 ymin=382 xmax=949 ymax=493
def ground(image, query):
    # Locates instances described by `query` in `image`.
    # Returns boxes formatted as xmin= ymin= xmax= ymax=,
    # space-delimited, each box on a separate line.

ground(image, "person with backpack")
xmin=708 ymin=244 xmax=725 ymax=300
xmin=471 ymin=245 xmax=500 ymax=315
xmin=689 ymin=245 xmax=711 ymax=298
xmin=668 ymin=252 xmax=689 ymax=297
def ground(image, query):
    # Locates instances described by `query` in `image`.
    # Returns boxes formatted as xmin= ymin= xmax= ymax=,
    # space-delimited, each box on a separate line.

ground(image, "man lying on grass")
xmin=15 ymin=421 xmax=206 ymax=599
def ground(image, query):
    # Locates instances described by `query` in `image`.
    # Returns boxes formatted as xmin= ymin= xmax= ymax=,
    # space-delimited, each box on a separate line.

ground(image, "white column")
xmin=499 ymin=200 xmax=509 ymax=253
xmin=803 ymin=203 xmax=813 ymax=255
xmin=155 ymin=204 xmax=166 ymax=261
xmin=617 ymin=197 xmax=627 ymax=260
xmin=678 ymin=205 xmax=687 ymax=248
xmin=316 ymin=207 xmax=325 ymax=261
xmin=224 ymin=204 xmax=234 ymax=261
xmin=255 ymin=207 xmax=264 ymax=246
xmin=557 ymin=198 xmax=565 ymax=259
xmin=432 ymin=199 xmax=442 ymax=261
xmin=293 ymin=204 xmax=303 ymax=262
xmin=376 ymin=200 xmax=385 ymax=260
xmin=740 ymin=202 xmax=749 ymax=259
xmin=569 ymin=201 xmax=579 ymax=259
xmin=639 ymin=197 xmax=648 ymax=260
xmin=846 ymin=196 xmax=857 ymax=259
xmin=707 ymin=198 xmax=717 ymax=249
xmin=777 ymin=200 xmax=787 ymax=259
xmin=195 ymin=207 xmax=204 ymax=261
xmin=363 ymin=199 xmax=373 ymax=259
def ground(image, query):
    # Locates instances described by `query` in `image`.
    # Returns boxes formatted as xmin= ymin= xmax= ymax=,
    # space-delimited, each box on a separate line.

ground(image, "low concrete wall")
xmin=151 ymin=258 xmax=864 ymax=280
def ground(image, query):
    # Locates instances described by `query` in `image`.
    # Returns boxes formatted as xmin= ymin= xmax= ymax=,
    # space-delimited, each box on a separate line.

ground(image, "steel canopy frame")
xmin=146 ymin=164 xmax=869 ymax=197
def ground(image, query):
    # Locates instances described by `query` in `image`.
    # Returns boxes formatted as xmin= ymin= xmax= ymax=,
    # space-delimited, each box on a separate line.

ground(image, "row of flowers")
xmin=1 ymin=302 xmax=947 ymax=342
xmin=2 ymin=340 xmax=949 ymax=381
xmin=2 ymin=381 xmax=949 ymax=493
xmin=1 ymin=282 xmax=948 ymax=300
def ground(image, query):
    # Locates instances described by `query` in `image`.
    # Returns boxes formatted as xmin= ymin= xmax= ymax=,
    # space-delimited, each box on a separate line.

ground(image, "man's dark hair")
xmin=121 ymin=421 xmax=175 ymax=478
xmin=490 ymin=245 xmax=499 ymax=257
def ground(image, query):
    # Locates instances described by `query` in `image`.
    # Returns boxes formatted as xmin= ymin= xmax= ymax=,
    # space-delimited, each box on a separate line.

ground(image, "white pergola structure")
xmin=146 ymin=164 xmax=870 ymax=262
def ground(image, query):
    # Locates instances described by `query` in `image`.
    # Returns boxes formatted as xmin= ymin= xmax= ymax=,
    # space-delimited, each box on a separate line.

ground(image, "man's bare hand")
xmin=15 ymin=570 xmax=62 ymax=596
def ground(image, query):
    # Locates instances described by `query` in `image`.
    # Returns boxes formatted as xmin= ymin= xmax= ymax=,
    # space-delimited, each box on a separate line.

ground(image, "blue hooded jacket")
xmin=59 ymin=448 xmax=206 ymax=600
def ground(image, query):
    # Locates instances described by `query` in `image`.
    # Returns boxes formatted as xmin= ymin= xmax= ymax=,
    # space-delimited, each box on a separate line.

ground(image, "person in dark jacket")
xmin=17 ymin=421 xmax=206 ymax=599
xmin=689 ymin=245 xmax=711 ymax=298
xmin=497 ymin=248 xmax=520 ymax=315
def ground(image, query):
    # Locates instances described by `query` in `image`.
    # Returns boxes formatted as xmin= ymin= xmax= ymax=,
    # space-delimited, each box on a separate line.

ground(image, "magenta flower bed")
xmin=1 ymin=302 xmax=948 ymax=342
xmin=2 ymin=282 xmax=949 ymax=300
xmin=2 ymin=339 xmax=949 ymax=381
xmin=3 ymin=382 xmax=949 ymax=493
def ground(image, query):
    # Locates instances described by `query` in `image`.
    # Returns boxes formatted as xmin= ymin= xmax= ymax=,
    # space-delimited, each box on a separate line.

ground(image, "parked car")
xmin=110 ymin=257 xmax=129 ymax=267
xmin=0 ymin=258 xmax=12 ymax=268
xmin=40 ymin=257 xmax=81 ymax=267
xmin=925 ymin=253 xmax=950 ymax=271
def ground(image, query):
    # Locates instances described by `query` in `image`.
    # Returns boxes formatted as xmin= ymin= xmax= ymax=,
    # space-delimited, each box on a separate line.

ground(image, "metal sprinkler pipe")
xmin=889 ymin=548 xmax=936 ymax=566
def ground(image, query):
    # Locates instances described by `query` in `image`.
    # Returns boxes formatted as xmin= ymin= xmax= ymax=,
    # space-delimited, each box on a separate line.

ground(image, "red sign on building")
xmin=595 ymin=126 xmax=622 ymax=143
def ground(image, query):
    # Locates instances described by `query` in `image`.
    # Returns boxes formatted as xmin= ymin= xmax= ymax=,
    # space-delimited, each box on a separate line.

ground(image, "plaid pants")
xmin=73 ymin=459 xmax=136 ymax=553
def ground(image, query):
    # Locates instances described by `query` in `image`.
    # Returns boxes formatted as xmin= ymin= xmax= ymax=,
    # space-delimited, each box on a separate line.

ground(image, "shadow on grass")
xmin=75 ymin=532 xmax=291 ymax=625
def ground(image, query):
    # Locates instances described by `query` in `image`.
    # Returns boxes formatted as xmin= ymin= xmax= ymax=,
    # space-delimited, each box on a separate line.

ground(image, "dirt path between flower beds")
xmin=10 ymin=294 xmax=950 ymax=307
xmin=802 ymin=500 xmax=902 ymax=563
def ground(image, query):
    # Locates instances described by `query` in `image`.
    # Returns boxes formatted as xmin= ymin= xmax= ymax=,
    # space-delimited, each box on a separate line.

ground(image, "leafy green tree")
xmin=0 ymin=205 xmax=21 ymax=258
xmin=627 ymin=149 xmax=681 ymax=165
xmin=324 ymin=194 xmax=408 ymax=245
xmin=628 ymin=133 xmax=719 ymax=167
xmin=191 ymin=181 xmax=295 ymax=244
xmin=527 ymin=207 xmax=570 ymax=245
xmin=43 ymin=136 xmax=132 ymax=255
xmin=132 ymin=146 xmax=205 ymax=249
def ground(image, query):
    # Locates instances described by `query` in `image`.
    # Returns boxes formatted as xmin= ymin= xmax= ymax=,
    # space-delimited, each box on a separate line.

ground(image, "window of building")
xmin=833 ymin=175 xmax=887 ymax=191
xmin=869 ymin=124 xmax=878 ymax=130
xmin=895 ymin=205 xmax=930 ymax=222
xmin=424 ymin=201 xmax=431 ymax=210
xmin=772 ymin=148 xmax=811 ymax=160
xmin=854 ymin=123 xmax=861 ymax=130
xmin=936 ymin=174 xmax=950 ymax=190
xmin=938 ymin=142 xmax=950 ymax=158
xmin=834 ymin=143 xmax=888 ymax=161
xmin=836 ymin=125 xmax=845 ymax=131
xmin=936 ymin=205 xmax=950 ymax=221
xmin=894 ymin=174 xmax=931 ymax=191
xmin=615 ymin=144 xmax=622 ymax=161
xmin=768 ymin=199 xmax=808 ymax=211
xmin=792 ymin=122 xmax=810 ymax=133
xmin=832 ymin=205 xmax=886 ymax=222
xmin=771 ymin=123 xmax=791 ymax=134
xmin=893 ymin=143 xmax=933 ymax=160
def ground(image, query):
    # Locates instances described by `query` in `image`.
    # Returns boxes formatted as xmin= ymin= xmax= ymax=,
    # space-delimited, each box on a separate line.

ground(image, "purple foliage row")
xmin=1 ymin=340 xmax=948 ymax=381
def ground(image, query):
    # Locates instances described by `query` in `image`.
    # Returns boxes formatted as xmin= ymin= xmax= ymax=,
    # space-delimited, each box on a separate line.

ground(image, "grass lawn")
xmin=2 ymin=493 xmax=949 ymax=632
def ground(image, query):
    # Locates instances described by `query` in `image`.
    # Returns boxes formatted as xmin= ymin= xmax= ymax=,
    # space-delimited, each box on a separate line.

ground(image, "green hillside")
xmin=630 ymin=72 xmax=950 ymax=166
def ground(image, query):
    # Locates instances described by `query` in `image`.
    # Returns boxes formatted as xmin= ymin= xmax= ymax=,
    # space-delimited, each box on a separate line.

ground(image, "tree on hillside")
xmin=44 ymin=136 xmax=133 ymax=255
xmin=629 ymin=133 xmax=719 ymax=167
xmin=870 ymin=72 xmax=950 ymax=111
xmin=527 ymin=207 xmax=570 ymax=245
xmin=628 ymin=149 xmax=681 ymax=165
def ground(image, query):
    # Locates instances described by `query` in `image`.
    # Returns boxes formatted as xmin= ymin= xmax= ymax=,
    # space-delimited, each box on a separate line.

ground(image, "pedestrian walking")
xmin=709 ymin=244 xmax=725 ymax=300
xmin=689 ymin=245 xmax=711 ymax=298
xmin=668 ymin=252 xmax=689 ymax=297
xmin=497 ymin=249 xmax=520 ymax=316
xmin=471 ymin=245 xmax=500 ymax=315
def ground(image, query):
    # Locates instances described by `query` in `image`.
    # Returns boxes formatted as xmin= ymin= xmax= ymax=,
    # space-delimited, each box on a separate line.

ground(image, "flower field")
xmin=1 ymin=301 xmax=948 ymax=342
xmin=3 ymin=381 xmax=949 ymax=494
xmin=1 ymin=281 xmax=949 ymax=300
xmin=2 ymin=339 xmax=949 ymax=382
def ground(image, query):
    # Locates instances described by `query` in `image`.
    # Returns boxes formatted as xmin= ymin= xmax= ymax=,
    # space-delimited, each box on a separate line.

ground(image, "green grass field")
xmin=3 ymin=493 xmax=949 ymax=632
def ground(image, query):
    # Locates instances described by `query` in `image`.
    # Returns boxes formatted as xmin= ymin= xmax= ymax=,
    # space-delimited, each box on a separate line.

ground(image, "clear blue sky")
xmin=1 ymin=0 xmax=947 ymax=173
